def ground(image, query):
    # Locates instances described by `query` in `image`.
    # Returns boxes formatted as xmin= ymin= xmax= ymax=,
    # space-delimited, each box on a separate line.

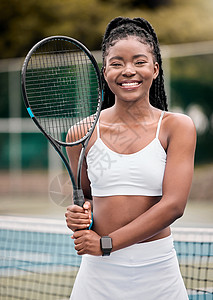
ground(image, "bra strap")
xmin=96 ymin=119 xmax=100 ymax=139
xmin=156 ymin=111 xmax=165 ymax=139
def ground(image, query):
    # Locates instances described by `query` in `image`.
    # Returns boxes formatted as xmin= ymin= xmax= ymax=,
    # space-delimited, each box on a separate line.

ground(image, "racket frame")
xmin=21 ymin=36 xmax=103 ymax=207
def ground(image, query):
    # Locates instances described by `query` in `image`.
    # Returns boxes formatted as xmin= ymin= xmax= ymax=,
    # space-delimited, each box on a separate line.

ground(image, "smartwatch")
xmin=100 ymin=236 xmax=112 ymax=256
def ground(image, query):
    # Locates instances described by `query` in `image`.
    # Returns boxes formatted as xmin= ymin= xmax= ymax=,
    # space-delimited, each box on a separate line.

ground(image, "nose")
xmin=122 ymin=63 xmax=136 ymax=77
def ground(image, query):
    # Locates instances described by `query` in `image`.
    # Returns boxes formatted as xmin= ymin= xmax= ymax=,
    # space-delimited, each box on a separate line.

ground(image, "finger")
xmin=84 ymin=202 xmax=93 ymax=216
xmin=72 ymin=230 xmax=87 ymax=239
xmin=74 ymin=242 xmax=84 ymax=254
xmin=65 ymin=207 xmax=84 ymax=218
xmin=66 ymin=215 xmax=91 ymax=224
xmin=74 ymin=236 xmax=84 ymax=246
xmin=76 ymin=248 xmax=86 ymax=255
xmin=66 ymin=216 xmax=90 ymax=228
xmin=73 ymin=234 xmax=89 ymax=255
xmin=66 ymin=210 xmax=90 ymax=220
xmin=66 ymin=221 xmax=91 ymax=232
xmin=67 ymin=204 xmax=85 ymax=213
xmin=83 ymin=201 xmax=91 ymax=211
xmin=72 ymin=224 xmax=91 ymax=231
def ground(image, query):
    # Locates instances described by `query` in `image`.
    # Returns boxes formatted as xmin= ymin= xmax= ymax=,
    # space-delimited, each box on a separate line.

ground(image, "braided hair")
xmin=101 ymin=17 xmax=168 ymax=111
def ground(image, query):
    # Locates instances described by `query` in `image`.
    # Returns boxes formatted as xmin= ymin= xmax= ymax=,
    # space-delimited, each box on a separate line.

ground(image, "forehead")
xmin=105 ymin=36 xmax=153 ymax=58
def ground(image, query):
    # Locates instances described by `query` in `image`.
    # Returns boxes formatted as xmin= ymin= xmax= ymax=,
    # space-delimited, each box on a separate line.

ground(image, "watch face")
xmin=102 ymin=237 xmax=112 ymax=249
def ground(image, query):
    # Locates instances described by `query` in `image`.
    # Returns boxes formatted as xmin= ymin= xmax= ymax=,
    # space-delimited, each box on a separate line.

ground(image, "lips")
xmin=118 ymin=81 xmax=142 ymax=88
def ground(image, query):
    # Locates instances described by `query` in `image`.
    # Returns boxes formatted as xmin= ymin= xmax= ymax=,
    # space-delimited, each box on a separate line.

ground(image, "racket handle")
xmin=73 ymin=189 xmax=85 ymax=207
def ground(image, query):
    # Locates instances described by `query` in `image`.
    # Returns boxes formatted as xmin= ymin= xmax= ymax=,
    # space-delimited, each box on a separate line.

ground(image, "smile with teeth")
xmin=119 ymin=81 xmax=142 ymax=88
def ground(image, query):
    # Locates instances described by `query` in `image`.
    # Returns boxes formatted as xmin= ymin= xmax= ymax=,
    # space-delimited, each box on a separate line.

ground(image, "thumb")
xmin=83 ymin=201 xmax=93 ymax=229
xmin=83 ymin=201 xmax=91 ymax=213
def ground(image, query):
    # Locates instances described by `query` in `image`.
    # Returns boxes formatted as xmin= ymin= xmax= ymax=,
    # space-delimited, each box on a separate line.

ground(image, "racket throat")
xmin=73 ymin=189 xmax=85 ymax=207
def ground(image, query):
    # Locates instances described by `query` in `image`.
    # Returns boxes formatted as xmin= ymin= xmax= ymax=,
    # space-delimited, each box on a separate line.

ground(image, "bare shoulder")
xmin=162 ymin=111 xmax=196 ymax=155
xmin=164 ymin=111 xmax=196 ymax=137
xmin=66 ymin=115 xmax=96 ymax=144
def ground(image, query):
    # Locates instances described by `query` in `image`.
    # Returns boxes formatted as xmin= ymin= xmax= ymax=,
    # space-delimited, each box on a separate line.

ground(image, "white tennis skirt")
xmin=70 ymin=235 xmax=188 ymax=300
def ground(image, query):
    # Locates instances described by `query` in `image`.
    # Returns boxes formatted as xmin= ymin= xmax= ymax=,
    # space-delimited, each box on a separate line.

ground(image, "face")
xmin=103 ymin=36 xmax=159 ymax=104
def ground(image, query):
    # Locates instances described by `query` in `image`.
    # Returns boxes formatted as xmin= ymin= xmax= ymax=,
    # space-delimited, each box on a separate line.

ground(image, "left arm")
xmin=73 ymin=114 xmax=196 ymax=255
xmin=108 ymin=114 xmax=196 ymax=251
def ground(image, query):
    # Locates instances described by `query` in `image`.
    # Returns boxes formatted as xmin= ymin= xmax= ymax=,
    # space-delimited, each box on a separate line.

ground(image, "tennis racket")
xmin=21 ymin=36 xmax=102 ymax=207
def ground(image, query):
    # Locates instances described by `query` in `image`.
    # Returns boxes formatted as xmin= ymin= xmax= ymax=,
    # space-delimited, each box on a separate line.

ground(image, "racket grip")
xmin=73 ymin=189 xmax=85 ymax=207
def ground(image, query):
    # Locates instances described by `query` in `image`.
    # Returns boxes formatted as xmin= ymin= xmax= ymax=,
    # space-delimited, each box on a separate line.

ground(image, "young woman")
xmin=65 ymin=17 xmax=196 ymax=299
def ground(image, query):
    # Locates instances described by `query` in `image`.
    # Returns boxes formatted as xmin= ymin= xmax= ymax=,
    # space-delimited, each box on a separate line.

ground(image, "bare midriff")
xmin=92 ymin=195 xmax=171 ymax=242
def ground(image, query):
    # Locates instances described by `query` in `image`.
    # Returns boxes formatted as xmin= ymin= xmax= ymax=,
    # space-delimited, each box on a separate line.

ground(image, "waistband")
xmin=83 ymin=234 xmax=175 ymax=267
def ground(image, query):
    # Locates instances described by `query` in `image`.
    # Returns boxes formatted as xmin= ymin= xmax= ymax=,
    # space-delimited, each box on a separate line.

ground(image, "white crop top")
xmin=86 ymin=111 xmax=166 ymax=197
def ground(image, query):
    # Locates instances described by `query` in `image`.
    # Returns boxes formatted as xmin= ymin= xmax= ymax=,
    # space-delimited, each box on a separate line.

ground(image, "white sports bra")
xmin=86 ymin=111 xmax=166 ymax=197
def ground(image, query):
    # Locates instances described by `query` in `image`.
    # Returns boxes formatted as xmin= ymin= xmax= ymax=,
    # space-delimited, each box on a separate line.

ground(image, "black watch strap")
xmin=100 ymin=236 xmax=112 ymax=256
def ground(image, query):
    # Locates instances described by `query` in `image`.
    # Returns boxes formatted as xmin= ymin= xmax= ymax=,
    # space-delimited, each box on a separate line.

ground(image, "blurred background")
xmin=0 ymin=0 xmax=213 ymax=226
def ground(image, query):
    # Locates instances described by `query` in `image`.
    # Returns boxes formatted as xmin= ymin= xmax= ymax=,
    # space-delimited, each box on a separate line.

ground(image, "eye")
xmin=110 ymin=62 xmax=122 ymax=67
xmin=135 ymin=60 xmax=146 ymax=66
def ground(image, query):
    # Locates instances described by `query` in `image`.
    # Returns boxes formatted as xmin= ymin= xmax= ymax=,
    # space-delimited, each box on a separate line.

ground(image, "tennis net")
xmin=172 ymin=227 xmax=213 ymax=299
xmin=0 ymin=216 xmax=212 ymax=300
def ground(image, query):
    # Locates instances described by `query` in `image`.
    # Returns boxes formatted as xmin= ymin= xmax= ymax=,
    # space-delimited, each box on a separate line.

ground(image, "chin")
xmin=119 ymin=95 xmax=146 ymax=104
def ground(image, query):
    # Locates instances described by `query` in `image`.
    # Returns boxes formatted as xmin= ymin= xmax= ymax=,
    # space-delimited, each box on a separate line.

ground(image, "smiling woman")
xmin=101 ymin=17 xmax=168 ymax=111
xmin=103 ymin=37 xmax=159 ymax=103
xmin=65 ymin=17 xmax=196 ymax=300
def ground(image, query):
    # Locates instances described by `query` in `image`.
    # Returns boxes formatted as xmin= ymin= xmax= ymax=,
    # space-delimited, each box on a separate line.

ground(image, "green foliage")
xmin=0 ymin=0 xmax=212 ymax=58
xmin=0 ymin=0 xmax=117 ymax=58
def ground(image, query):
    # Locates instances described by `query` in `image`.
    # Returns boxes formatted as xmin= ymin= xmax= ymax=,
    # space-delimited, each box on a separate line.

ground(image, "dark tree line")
xmin=0 ymin=0 xmax=212 ymax=59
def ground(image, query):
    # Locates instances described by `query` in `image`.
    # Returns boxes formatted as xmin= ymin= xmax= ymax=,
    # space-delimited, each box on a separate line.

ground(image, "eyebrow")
xmin=108 ymin=54 xmax=149 ymax=62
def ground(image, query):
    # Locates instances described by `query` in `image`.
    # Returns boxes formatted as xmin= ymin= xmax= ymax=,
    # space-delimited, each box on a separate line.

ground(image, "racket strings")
xmin=25 ymin=39 xmax=100 ymax=144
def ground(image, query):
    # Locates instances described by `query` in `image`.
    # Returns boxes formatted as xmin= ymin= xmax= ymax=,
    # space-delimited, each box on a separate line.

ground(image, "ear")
xmin=153 ymin=62 xmax=159 ymax=80
xmin=103 ymin=66 xmax=110 ymax=86
xmin=103 ymin=66 xmax=107 ymax=81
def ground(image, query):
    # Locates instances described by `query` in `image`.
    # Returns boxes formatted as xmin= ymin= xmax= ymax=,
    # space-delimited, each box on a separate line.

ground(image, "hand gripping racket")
xmin=21 ymin=36 xmax=102 ymax=207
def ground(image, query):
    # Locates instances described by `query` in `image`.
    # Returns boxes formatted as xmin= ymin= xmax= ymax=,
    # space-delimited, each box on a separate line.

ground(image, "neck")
xmin=113 ymin=98 xmax=156 ymax=124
